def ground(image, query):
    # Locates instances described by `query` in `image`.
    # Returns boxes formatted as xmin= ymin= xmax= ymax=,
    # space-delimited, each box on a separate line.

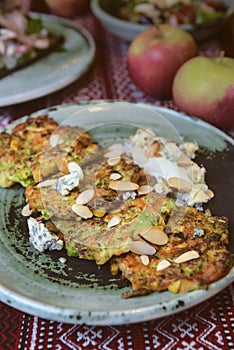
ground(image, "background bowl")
xmin=91 ymin=0 xmax=234 ymax=42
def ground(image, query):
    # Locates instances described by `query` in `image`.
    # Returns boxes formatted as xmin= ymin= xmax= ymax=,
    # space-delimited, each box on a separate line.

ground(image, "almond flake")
xmin=108 ymin=215 xmax=121 ymax=228
xmin=193 ymin=190 xmax=214 ymax=205
xmin=109 ymin=180 xmax=139 ymax=191
xmin=167 ymin=177 xmax=192 ymax=193
xmin=76 ymin=188 xmax=95 ymax=205
xmin=131 ymin=147 xmax=148 ymax=166
xmin=72 ymin=204 xmax=93 ymax=219
xmin=138 ymin=185 xmax=153 ymax=195
xmin=104 ymin=150 xmax=124 ymax=159
xmin=34 ymin=37 xmax=50 ymax=49
xmin=68 ymin=162 xmax=84 ymax=181
xmin=141 ymin=228 xmax=168 ymax=246
xmin=21 ymin=203 xmax=32 ymax=217
xmin=110 ymin=173 xmax=122 ymax=181
xmin=108 ymin=143 xmax=125 ymax=152
xmin=107 ymin=157 xmax=121 ymax=166
xmin=180 ymin=142 xmax=198 ymax=159
xmin=156 ymin=259 xmax=171 ymax=271
xmin=174 ymin=250 xmax=200 ymax=264
xmin=128 ymin=241 xmax=156 ymax=255
xmin=50 ymin=134 xmax=64 ymax=147
xmin=146 ymin=141 xmax=160 ymax=158
xmin=37 ymin=179 xmax=57 ymax=188
xmin=177 ymin=153 xmax=193 ymax=167
xmin=140 ymin=255 xmax=150 ymax=266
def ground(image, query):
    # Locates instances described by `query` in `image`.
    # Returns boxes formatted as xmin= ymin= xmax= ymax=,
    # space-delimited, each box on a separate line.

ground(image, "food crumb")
xmin=59 ymin=257 xmax=67 ymax=264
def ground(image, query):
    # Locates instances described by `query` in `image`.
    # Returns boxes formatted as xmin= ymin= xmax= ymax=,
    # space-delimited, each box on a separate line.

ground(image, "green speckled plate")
xmin=0 ymin=101 xmax=233 ymax=325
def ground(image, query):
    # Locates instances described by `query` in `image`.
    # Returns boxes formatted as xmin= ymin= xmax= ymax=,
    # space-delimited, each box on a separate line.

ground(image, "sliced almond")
xmin=174 ymin=250 xmax=200 ymax=264
xmin=21 ymin=203 xmax=32 ymax=217
xmin=125 ymin=158 xmax=133 ymax=165
xmin=141 ymin=228 xmax=168 ymax=246
xmin=110 ymin=173 xmax=122 ymax=181
xmin=194 ymin=183 xmax=208 ymax=191
xmin=108 ymin=215 xmax=121 ymax=228
xmin=167 ymin=177 xmax=192 ymax=193
xmin=109 ymin=180 xmax=139 ymax=191
xmin=50 ymin=134 xmax=64 ymax=147
xmin=188 ymin=189 xmax=214 ymax=206
xmin=128 ymin=241 xmax=156 ymax=255
xmin=72 ymin=204 xmax=93 ymax=219
xmin=108 ymin=143 xmax=125 ymax=153
xmin=180 ymin=142 xmax=198 ymax=159
xmin=156 ymin=259 xmax=171 ymax=271
xmin=131 ymin=147 xmax=148 ymax=166
xmin=138 ymin=185 xmax=153 ymax=195
xmin=34 ymin=37 xmax=50 ymax=49
xmin=140 ymin=255 xmax=150 ymax=266
xmin=146 ymin=141 xmax=160 ymax=158
xmin=154 ymin=183 xmax=169 ymax=195
xmin=76 ymin=188 xmax=95 ymax=205
xmin=107 ymin=157 xmax=121 ymax=166
xmin=37 ymin=178 xmax=57 ymax=188
xmin=187 ymin=164 xmax=205 ymax=184
xmin=104 ymin=150 xmax=124 ymax=159
xmin=68 ymin=162 xmax=84 ymax=181
xmin=177 ymin=153 xmax=193 ymax=167
xmin=194 ymin=189 xmax=214 ymax=203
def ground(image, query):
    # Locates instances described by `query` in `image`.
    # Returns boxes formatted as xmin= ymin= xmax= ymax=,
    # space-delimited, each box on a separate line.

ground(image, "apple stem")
xmin=154 ymin=22 xmax=163 ymax=37
xmin=218 ymin=50 xmax=225 ymax=64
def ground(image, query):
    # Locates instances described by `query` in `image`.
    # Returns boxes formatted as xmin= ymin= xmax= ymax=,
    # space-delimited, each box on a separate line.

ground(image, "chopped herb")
xmin=26 ymin=17 xmax=44 ymax=35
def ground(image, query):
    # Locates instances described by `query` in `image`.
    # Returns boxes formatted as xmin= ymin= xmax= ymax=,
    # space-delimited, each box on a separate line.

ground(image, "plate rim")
xmin=0 ymin=101 xmax=233 ymax=325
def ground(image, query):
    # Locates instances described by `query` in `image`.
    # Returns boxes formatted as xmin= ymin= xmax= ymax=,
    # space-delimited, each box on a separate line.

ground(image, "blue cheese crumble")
xmin=55 ymin=171 xmax=79 ymax=195
xmin=193 ymin=227 xmax=205 ymax=238
xmin=28 ymin=217 xmax=63 ymax=252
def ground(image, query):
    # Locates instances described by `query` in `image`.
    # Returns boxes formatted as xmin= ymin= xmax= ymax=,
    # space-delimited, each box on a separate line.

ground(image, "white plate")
xmin=0 ymin=14 xmax=95 ymax=107
xmin=0 ymin=101 xmax=233 ymax=325
xmin=91 ymin=0 xmax=234 ymax=41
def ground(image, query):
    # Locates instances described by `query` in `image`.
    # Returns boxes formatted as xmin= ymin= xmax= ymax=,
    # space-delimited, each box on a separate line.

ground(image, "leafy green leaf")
xmin=196 ymin=10 xmax=223 ymax=25
xmin=26 ymin=17 xmax=44 ymax=35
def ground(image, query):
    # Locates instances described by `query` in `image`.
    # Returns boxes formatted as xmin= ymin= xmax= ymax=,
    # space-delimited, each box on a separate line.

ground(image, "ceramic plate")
xmin=91 ymin=0 xmax=234 ymax=41
xmin=0 ymin=14 xmax=95 ymax=107
xmin=0 ymin=101 xmax=233 ymax=325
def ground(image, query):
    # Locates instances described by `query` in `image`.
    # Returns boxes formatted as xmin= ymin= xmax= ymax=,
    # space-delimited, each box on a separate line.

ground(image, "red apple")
xmin=45 ymin=0 xmax=90 ymax=17
xmin=127 ymin=24 xmax=198 ymax=99
xmin=172 ymin=55 xmax=234 ymax=130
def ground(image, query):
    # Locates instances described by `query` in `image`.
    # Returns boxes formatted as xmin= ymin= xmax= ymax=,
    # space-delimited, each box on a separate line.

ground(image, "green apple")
xmin=172 ymin=55 xmax=234 ymax=129
xmin=127 ymin=24 xmax=198 ymax=99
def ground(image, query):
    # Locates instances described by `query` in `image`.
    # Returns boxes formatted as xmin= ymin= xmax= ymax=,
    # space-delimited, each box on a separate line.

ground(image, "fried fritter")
xmin=11 ymin=115 xmax=58 ymax=153
xmin=0 ymin=115 xmax=99 ymax=187
xmin=25 ymin=152 xmax=168 ymax=265
xmin=0 ymin=115 xmax=58 ymax=187
xmin=31 ymin=124 xmax=99 ymax=183
xmin=111 ymin=207 xmax=232 ymax=297
xmin=54 ymin=192 xmax=167 ymax=265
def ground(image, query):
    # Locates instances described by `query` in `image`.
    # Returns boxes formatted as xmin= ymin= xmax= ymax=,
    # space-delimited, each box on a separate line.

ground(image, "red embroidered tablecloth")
xmin=0 ymin=8 xmax=234 ymax=350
